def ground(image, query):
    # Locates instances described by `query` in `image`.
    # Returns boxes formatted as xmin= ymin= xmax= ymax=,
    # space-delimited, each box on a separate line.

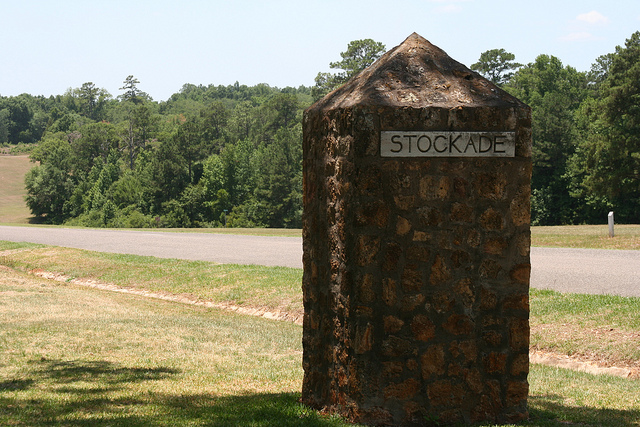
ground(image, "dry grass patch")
xmin=532 ymin=224 xmax=640 ymax=250
xmin=0 ymin=245 xmax=304 ymax=321
xmin=530 ymin=289 xmax=640 ymax=371
xmin=0 ymin=267 xmax=351 ymax=426
xmin=0 ymin=155 xmax=34 ymax=224
xmin=3 ymin=242 xmax=640 ymax=425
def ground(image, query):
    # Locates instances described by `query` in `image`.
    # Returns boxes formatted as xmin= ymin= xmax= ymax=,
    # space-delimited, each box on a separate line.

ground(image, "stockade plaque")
xmin=380 ymin=131 xmax=516 ymax=158
xmin=302 ymin=33 xmax=532 ymax=425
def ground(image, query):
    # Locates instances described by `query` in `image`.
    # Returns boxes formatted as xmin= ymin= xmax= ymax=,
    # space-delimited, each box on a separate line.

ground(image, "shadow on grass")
xmin=0 ymin=358 xmax=350 ymax=426
xmin=527 ymin=394 xmax=640 ymax=426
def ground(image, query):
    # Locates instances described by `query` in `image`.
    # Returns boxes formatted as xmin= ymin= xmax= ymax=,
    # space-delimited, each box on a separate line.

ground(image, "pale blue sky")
xmin=2 ymin=0 xmax=639 ymax=101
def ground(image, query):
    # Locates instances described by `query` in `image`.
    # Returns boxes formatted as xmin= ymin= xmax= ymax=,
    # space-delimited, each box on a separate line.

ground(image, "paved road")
xmin=1 ymin=226 xmax=639 ymax=297
xmin=0 ymin=226 xmax=302 ymax=268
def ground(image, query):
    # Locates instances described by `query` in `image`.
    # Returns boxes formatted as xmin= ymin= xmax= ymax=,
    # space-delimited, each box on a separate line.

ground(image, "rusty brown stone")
xmin=464 ymin=368 xmax=483 ymax=394
xmin=306 ymin=309 xmax=320 ymax=330
xmin=412 ymin=231 xmax=431 ymax=242
xmin=383 ymin=242 xmax=403 ymax=271
xmin=480 ymin=287 xmax=498 ymax=310
xmin=418 ymin=206 xmax=443 ymax=227
xmin=400 ymin=294 xmax=426 ymax=312
xmin=451 ymin=249 xmax=470 ymax=268
xmin=382 ymin=278 xmax=397 ymax=307
xmin=359 ymin=273 xmax=375 ymax=303
xmin=355 ymin=323 xmax=374 ymax=354
xmin=383 ymin=361 xmax=404 ymax=378
xmin=510 ymin=187 xmax=531 ymax=226
xmin=396 ymin=216 xmax=412 ymax=236
xmin=504 ymin=293 xmax=529 ymax=311
xmin=449 ymin=340 xmax=478 ymax=363
xmin=432 ymin=291 xmax=455 ymax=313
xmin=450 ymin=202 xmax=474 ymax=223
xmin=443 ymin=314 xmax=475 ymax=336
xmin=454 ymin=278 xmax=475 ymax=308
xmin=484 ymin=237 xmax=508 ymax=255
xmin=429 ymin=255 xmax=451 ymax=285
xmin=474 ymin=171 xmax=507 ymax=200
xmin=480 ymin=258 xmax=502 ymax=279
xmin=412 ymin=314 xmax=436 ymax=341
xmin=394 ymin=195 xmax=416 ymax=210
xmin=356 ymin=235 xmax=380 ymax=266
xmin=302 ymin=32 xmax=531 ymax=424
xmin=402 ymin=264 xmax=423 ymax=292
xmin=511 ymin=353 xmax=530 ymax=376
xmin=453 ymin=176 xmax=468 ymax=198
xmin=355 ymin=200 xmax=390 ymax=228
xmin=382 ymin=336 xmax=415 ymax=358
xmin=419 ymin=175 xmax=451 ymax=200
xmin=509 ymin=318 xmax=530 ymax=350
xmin=406 ymin=245 xmax=431 ymax=262
xmin=516 ymin=232 xmax=531 ymax=257
xmin=510 ymin=264 xmax=531 ymax=286
xmin=506 ymin=380 xmax=529 ymax=407
xmin=421 ymin=344 xmax=446 ymax=379
xmin=485 ymin=352 xmax=508 ymax=374
xmin=427 ymin=380 xmax=465 ymax=407
xmin=479 ymin=208 xmax=504 ymax=230
xmin=384 ymin=315 xmax=405 ymax=333
xmin=384 ymin=378 xmax=420 ymax=400
xmin=466 ymin=229 xmax=481 ymax=247
xmin=482 ymin=330 xmax=504 ymax=347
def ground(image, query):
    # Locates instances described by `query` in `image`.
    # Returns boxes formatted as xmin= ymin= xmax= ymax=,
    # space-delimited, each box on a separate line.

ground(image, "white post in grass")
xmin=608 ymin=211 xmax=615 ymax=238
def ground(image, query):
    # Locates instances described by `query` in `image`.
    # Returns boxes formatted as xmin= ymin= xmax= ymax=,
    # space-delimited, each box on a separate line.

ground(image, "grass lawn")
xmin=2 ymin=241 xmax=640 ymax=425
xmin=531 ymin=224 xmax=640 ymax=250
xmin=0 ymin=266 xmax=349 ymax=426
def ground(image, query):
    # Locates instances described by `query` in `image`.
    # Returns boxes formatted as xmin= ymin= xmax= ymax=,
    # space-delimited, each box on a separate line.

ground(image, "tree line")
xmin=471 ymin=32 xmax=640 ymax=225
xmin=2 ymin=78 xmax=310 ymax=228
xmin=3 ymin=32 xmax=640 ymax=227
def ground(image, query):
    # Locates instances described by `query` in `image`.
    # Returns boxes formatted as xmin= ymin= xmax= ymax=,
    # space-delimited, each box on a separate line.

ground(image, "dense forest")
xmin=2 ymin=32 xmax=640 ymax=227
xmin=2 ymin=79 xmax=311 ymax=228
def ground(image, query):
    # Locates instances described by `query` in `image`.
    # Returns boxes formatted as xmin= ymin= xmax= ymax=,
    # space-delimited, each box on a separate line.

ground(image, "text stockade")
xmin=381 ymin=131 xmax=516 ymax=158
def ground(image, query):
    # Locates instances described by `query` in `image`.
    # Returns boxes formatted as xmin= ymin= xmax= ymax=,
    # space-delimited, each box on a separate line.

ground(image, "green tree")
xmin=312 ymin=39 xmax=385 ymax=100
xmin=0 ymin=108 xmax=9 ymax=144
xmin=72 ymin=122 xmax=120 ymax=174
xmin=198 ymin=101 xmax=228 ymax=153
xmin=119 ymin=102 xmax=154 ymax=169
xmin=172 ymin=118 xmax=204 ymax=183
xmin=149 ymin=138 xmax=189 ymax=211
xmin=471 ymin=48 xmax=522 ymax=86
xmin=76 ymin=82 xmax=111 ymax=120
xmin=505 ymin=55 xmax=588 ymax=225
xmin=570 ymin=31 xmax=640 ymax=222
xmin=24 ymin=138 xmax=76 ymax=222
xmin=119 ymin=75 xmax=150 ymax=104
xmin=251 ymin=126 xmax=302 ymax=227
xmin=227 ymin=101 xmax=254 ymax=142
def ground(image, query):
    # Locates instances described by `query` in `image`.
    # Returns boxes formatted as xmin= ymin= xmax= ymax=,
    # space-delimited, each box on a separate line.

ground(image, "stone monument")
xmin=302 ymin=33 xmax=531 ymax=425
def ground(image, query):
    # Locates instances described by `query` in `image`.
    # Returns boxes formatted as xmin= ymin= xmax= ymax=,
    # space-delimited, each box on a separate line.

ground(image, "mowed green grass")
xmin=0 ymin=155 xmax=34 ymax=224
xmin=2 ymin=241 xmax=640 ymax=425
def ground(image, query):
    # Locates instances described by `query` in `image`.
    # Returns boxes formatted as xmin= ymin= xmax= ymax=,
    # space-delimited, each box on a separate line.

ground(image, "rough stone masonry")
xmin=302 ymin=33 xmax=532 ymax=425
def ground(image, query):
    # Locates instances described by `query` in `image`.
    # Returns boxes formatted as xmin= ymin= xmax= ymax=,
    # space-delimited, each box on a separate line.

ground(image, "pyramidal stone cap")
xmin=310 ymin=32 xmax=526 ymax=111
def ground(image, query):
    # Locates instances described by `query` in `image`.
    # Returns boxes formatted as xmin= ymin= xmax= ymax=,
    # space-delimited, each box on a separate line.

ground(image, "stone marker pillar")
xmin=302 ymin=33 xmax=532 ymax=425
